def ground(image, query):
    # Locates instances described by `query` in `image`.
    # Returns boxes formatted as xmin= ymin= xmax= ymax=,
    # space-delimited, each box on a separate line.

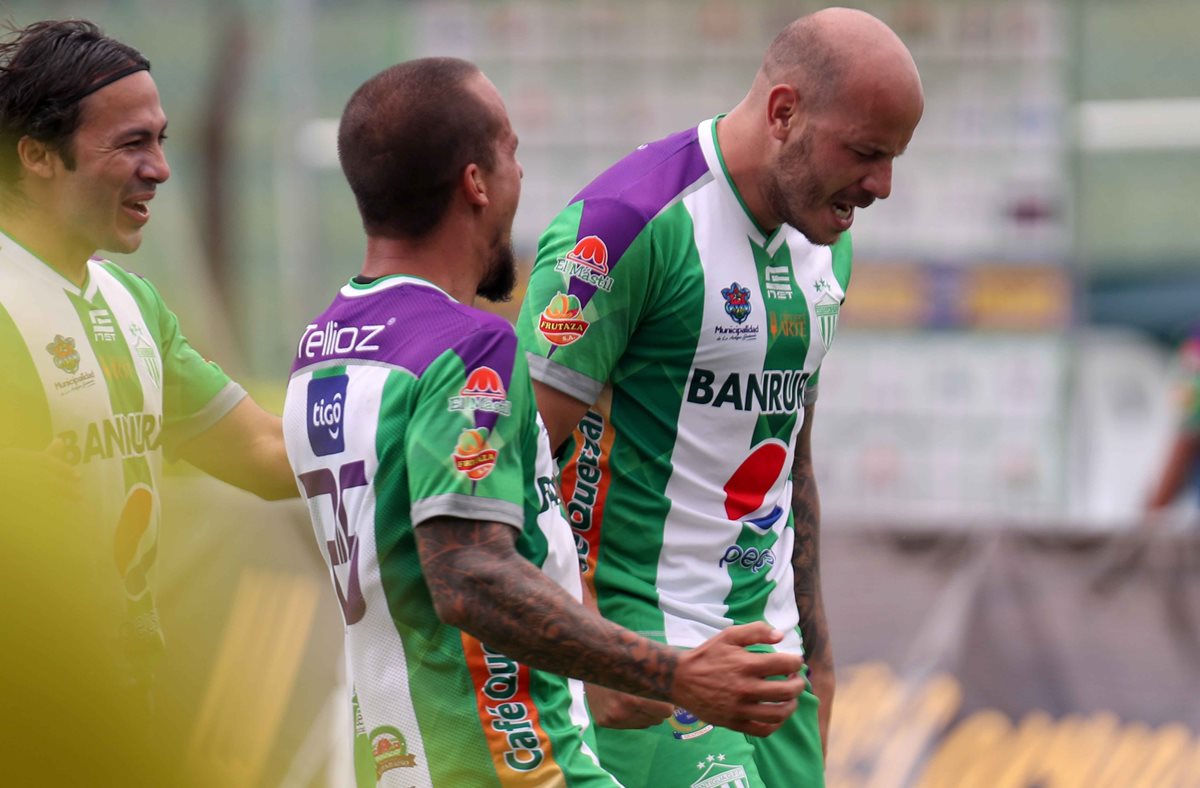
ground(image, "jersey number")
xmin=298 ymin=461 xmax=368 ymax=625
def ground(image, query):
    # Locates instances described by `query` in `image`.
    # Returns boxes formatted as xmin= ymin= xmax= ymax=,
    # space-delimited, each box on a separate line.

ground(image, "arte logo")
xmin=370 ymin=725 xmax=417 ymax=778
xmin=46 ymin=334 xmax=80 ymax=374
xmin=454 ymin=427 xmax=498 ymax=480
xmin=721 ymin=282 xmax=752 ymax=324
xmin=769 ymin=312 xmax=807 ymax=341
xmin=307 ymin=374 xmax=348 ymax=456
xmin=537 ymin=292 xmax=589 ymax=346
xmin=554 ymin=235 xmax=614 ymax=292
xmin=448 ymin=366 xmax=512 ymax=415
xmin=670 ymin=707 xmax=715 ymax=741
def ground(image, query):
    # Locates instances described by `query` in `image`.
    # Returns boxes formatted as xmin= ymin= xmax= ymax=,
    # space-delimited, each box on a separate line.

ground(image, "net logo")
xmin=308 ymin=374 xmax=348 ymax=456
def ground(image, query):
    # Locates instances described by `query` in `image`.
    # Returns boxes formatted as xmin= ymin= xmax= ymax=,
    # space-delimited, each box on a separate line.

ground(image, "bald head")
xmin=760 ymin=7 xmax=922 ymax=113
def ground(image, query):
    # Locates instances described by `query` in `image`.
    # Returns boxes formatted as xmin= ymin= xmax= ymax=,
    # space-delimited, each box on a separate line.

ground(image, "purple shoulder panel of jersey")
xmin=291 ymin=284 xmax=516 ymax=392
xmin=564 ymin=126 xmax=710 ymax=305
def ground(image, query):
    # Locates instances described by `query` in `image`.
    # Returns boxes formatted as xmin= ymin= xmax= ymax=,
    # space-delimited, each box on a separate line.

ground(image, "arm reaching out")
xmin=417 ymin=516 xmax=806 ymax=737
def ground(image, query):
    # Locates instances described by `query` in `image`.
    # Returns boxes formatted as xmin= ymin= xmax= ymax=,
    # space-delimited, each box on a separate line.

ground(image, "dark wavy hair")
xmin=0 ymin=19 xmax=150 ymax=184
xmin=338 ymin=57 xmax=502 ymax=239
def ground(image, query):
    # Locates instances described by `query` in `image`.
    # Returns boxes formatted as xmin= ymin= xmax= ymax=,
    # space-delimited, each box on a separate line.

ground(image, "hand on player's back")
xmin=670 ymin=622 xmax=807 ymax=738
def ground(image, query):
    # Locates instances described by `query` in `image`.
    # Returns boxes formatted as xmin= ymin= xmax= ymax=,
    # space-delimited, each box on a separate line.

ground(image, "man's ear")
xmin=16 ymin=136 xmax=60 ymax=180
xmin=461 ymin=162 xmax=489 ymax=207
xmin=765 ymin=83 xmax=803 ymax=142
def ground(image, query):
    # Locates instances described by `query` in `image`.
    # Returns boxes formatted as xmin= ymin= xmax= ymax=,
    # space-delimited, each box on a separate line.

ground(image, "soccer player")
xmin=283 ymin=58 xmax=808 ymax=787
xmin=516 ymin=8 xmax=924 ymax=786
xmin=0 ymin=20 xmax=295 ymax=701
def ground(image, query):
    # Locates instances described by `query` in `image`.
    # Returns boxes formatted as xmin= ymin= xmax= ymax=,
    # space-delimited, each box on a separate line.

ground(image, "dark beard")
xmin=476 ymin=241 xmax=517 ymax=302
xmin=765 ymin=128 xmax=833 ymax=247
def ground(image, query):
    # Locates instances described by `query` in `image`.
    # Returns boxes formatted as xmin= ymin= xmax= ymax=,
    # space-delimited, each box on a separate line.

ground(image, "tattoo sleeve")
xmin=792 ymin=404 xmax=833 ymax=676
xmin=416 ymin=516 xmax=679 ymax=700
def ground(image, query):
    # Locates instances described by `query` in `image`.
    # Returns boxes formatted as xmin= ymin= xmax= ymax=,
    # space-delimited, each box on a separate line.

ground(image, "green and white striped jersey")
xmin=517 ymin=117 xmax=852 ymax=659
xmin=0 ymin=231 xmax=244 ymax=681
xmin=283 ymin=276 xmax=615 ymax=787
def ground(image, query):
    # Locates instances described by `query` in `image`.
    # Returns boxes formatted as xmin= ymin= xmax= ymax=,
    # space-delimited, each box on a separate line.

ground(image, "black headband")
xmin=64 ymin=63 xmax=150 ymax=106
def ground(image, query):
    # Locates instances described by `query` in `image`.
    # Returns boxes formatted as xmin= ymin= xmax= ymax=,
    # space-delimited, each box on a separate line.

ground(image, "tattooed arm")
xmin=416 ymin=516 xmax=807 ymax=737
xmin=792 ymin=403 xmax=835 ymax=756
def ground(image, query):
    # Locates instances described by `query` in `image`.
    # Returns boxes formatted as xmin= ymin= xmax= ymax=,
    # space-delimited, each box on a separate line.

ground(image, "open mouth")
xmin=832 ymin=203 xmax=852 ymax=220
xmin=124 ymin=198 xmax=152 ymax=221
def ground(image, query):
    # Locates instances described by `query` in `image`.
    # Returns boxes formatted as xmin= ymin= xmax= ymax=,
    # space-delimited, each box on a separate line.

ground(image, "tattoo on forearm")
xmin=792 ymin=412 xmax=832 ymax=672
xmin=418 ymin=518 xmax=678 ymax=699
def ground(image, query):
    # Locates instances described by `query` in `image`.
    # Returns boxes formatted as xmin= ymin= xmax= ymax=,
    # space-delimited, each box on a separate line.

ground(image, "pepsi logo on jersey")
xmin=307 ymin=374 xmax=348 ymax=456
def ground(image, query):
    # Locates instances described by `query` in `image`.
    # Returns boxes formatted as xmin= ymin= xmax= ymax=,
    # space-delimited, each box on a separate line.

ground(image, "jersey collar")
xmin=0 ymin=229 xmax=96 ymax=296
xmin=339 ymin=273 xmax=456 ymax=301
xmin=698 ymin=115 xmax=783 ymax=249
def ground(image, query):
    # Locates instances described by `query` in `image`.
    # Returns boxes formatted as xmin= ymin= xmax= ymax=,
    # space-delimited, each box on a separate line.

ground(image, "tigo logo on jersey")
xmin=538 ymin=292 xmax=589 ymax=346
xmin=453 ymin=427 xmax=498 ymax=480
xmin=721 ymin=282 xmax=752 ymax=324
xmin=307 ymin=375 xmax=348 ymax=456
xmin=370 ymin=726 xmax=417 ymax=777
xmin=448 ymin=366 xmax=512 ymax=415
xmin=554 ymin=235 xmax=614 ymax=292
xmin=45 ymin=334 xmax=80 ymax=374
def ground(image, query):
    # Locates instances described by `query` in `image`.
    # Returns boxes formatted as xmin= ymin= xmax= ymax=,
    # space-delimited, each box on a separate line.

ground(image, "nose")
xmin=142 ymin=143 xmax=170 ymax=184
xmin=862 ymin=159 xmax=892 ymax=200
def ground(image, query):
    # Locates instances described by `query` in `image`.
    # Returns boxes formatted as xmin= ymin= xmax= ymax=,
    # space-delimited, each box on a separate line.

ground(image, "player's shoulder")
xmin=89 ymin=258 xmax=168 ymax=303
xmin=569 ymin=124 xmax=710 ymax=227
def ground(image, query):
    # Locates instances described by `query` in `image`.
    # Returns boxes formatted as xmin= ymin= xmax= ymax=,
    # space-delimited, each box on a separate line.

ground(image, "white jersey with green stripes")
xmin=283 ymin=276 xmax=615 ymax=787
xmin=517 ymin=117 xmax=852 ymax=659
xmin=0 ymin=232 xmax=245 ymax=682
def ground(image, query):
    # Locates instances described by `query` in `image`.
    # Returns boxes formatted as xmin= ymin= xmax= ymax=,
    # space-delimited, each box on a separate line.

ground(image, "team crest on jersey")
xmin=448 ymin=366 xmax=512 ymax=415
xmin=721 ymin=282 xmax=752 ymax=324
xmin=453 ymin=427 xmax=498 ymax=480
xmin=307 ymin=374 xmax=348 ymax=456
xmin=370 ymin=725 xmax=418 ymax=778
xmin=128 ymin=323 xmax=162 ymax=389
xmin=692 ymin=755 xmax=749 ymax=788
xmin=45 ymin=334 xmax=81 ymax=374
xmin=815 ymin=292 xmax=841 ymax=350
xmin=555 ymin=235 xmax=614 ymax=292
xmin=670 ymin=707 xmax=715 ymax=740
xmin=538 ymin=292 xmax=589 ymax=346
